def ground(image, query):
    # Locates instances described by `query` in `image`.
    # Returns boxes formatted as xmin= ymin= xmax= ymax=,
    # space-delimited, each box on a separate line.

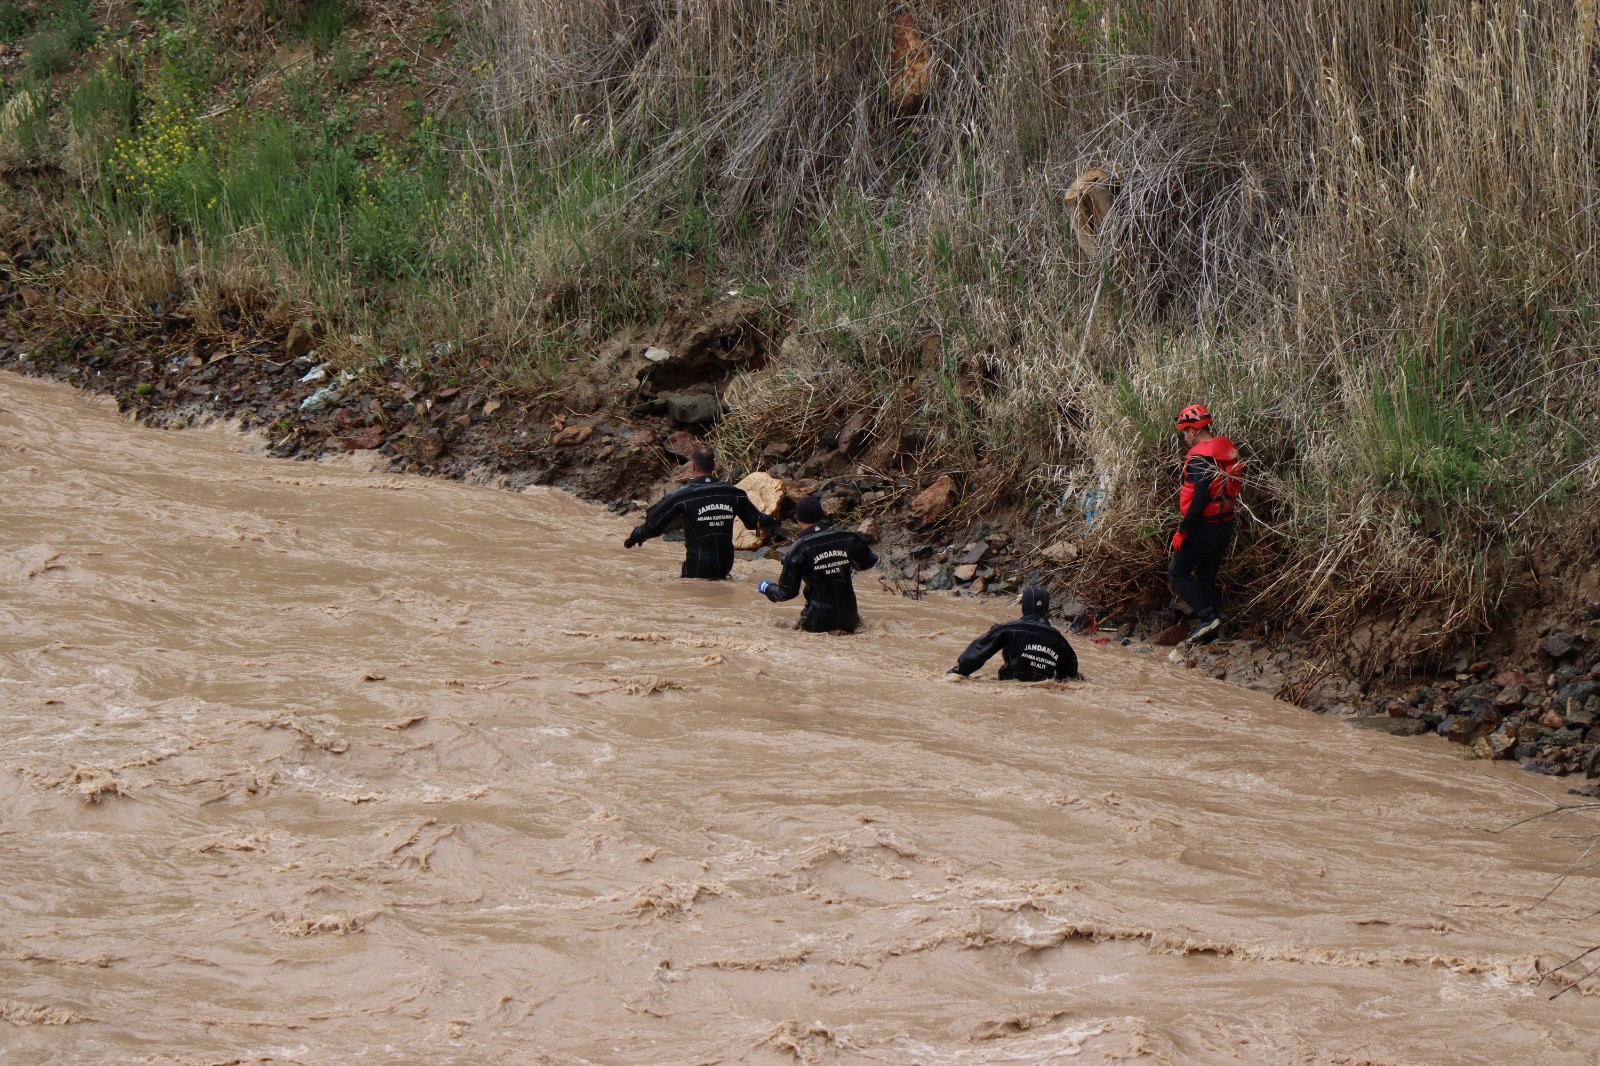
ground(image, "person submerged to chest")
xmin=757 ymin=495 xmax=878 ymax=633
xmin=622 ymin=448 xmax=777 ymax=580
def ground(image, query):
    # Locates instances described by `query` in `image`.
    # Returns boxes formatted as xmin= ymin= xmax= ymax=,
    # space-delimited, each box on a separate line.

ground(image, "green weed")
xmin=0 ymin=2 xmax=30 ymax=43
xmin=24 ymin=1 xmax=97 ymax=78
xmin=136 ymin=0 xmax=187 ymax=21
xmin=425 ymin=5 xmax=457 ymax=47
xmin=327 ymin=42 xmax=371 ymax=89
xmin=302 ymin=0 xmax=345 ymax=51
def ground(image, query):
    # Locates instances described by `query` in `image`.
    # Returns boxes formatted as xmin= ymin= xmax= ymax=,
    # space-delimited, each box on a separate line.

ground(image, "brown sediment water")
xmin=2 ymin=371 xmax=1597 ymax=1065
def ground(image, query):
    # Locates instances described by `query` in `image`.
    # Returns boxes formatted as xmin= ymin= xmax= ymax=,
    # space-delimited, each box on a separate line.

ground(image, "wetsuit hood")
xmin=1020 ymin=585 xmax=1050 ymax=618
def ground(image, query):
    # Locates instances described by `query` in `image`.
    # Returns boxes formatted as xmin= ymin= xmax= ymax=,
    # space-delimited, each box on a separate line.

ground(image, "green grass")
xmin=274 ymin=0 xmax=347 ymax=51
xmin=136 ymin=0 xmax=188 ymax=21
xmin=303 ymin=0 xmax=346 ymax=50
xmin=0 ymin=2 xmax=30 ymax=43
xmin=23 ymin=1 xmax=97 ymax=78
xmin=45 ymin=30 xmax=688 ymax=388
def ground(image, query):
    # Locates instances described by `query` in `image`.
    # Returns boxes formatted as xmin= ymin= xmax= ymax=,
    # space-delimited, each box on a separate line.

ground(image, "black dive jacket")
xmin=762 ymin=523 xmax=877 ymax=631
xmin=954 ymin=615 xmax=1079 ymax=681
xmin=629 ymin=476 xmax=777 ymax=579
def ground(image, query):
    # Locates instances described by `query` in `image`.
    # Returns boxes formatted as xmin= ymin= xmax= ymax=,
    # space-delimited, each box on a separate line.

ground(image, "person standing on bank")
xmin=756 ymin=494 xmax=877 ymax=633
xmin=623 ymin=447 xmax=778 ymax=579
xmin=950 ymin=585 xmax=1080 ymax=681
xmin=1167 ymin=403 xmax=1242 ymax=643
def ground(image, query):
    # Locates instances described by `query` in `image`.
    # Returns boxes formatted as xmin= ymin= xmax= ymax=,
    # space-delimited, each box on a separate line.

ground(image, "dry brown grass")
xmin=470 ymin=0 xmax=1600 ymax=671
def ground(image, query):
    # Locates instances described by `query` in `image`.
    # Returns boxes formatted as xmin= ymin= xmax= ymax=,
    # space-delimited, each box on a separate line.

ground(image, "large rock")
xmin=1557 ymin=680 xmax=1600 ymax=706
xmin=1494 ymin=682 xmax=1527 ymax=708
xmin=837 ymin=409 xmax=872 ymax=453
xmin=1041 ymin=539 xmax=1079 ymax=564
xmin=911 ymin=475 xmax=957 ymax=526
xmin=733 ymin=472 xmax=788 ymax=550
xmin=661 ymin=391 xmax=722 ymax=425
xmin=285 ymin=320 xmax=314 ymax=359
xmin=1543 ymin=631 xmax=1582 ymax=659
xmin=1459 ymin=695 xmax=1500 ymax=726
xmin=1548 ymin=727 xmax=1584 ymax=747
xmin=1151 ymin=621 xmax=1189 ymax=647
xmin=1350 ymin=716 xmax=1429 ymax=737
xmin=1447 ymin=696 xmax=1500 ymax=741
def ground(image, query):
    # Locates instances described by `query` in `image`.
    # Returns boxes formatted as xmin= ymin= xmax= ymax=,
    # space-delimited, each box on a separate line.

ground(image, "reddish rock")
xmin=552 ymin=424 xmax=593 ymax=446
xmin=337 ymin=428 xmax=385 ymax=451
xmin=911 ymin=475 xmax=957 ymax=526
xmin=285 ymin=321 xmax=314 ymax=359
xmin=663 ymin=430 xmax=700 ymax=458
xmin=1152 ymin=622 xmax=1189 ymax=647
xmin=1494 ymin=683 xmax=1527 ymax=708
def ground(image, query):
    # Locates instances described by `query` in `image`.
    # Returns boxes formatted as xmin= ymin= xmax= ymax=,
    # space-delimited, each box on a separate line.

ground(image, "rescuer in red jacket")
xmin=1167 ymin=404 xmax=1241 ymax=643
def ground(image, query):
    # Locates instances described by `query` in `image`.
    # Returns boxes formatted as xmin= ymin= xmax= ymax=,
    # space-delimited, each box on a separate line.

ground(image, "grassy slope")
xmin=3 ymin=0 xmax=1599 ymax=674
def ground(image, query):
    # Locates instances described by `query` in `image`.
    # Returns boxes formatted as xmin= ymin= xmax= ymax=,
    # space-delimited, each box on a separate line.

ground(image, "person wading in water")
xmin=949 ymin=585 xmax=1080 ymax=681
xmin=756 ymin=494 xmax=877 ymax=633
xmin=1167 ymin=404 xmax=1242 ymax=644
xmin=623 ymin=447 xmax=777 ymax=580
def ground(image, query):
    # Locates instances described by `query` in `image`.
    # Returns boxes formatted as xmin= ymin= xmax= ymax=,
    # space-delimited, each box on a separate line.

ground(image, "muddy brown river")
xmin=2 ymin=372 xmax=1598 ymax=1064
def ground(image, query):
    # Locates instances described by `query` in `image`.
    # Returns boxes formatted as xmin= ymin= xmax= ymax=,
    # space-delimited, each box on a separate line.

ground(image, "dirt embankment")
xmin=3 ymin=225 xmax=1600 ymax=783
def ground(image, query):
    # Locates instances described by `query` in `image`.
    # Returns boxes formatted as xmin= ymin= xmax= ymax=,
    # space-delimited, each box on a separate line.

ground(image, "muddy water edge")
xmin=2 ymin=371 xmax=1599 ymax=1064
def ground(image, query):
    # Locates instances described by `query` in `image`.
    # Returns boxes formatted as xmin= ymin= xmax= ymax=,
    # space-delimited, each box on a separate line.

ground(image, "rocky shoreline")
xmin=3 ymin=245 xmax=1598 ymax=784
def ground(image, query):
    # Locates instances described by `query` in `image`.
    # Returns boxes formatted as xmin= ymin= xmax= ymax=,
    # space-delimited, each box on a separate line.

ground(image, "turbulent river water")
xmin=2 ymin=371 xmax=1599 ymax=1065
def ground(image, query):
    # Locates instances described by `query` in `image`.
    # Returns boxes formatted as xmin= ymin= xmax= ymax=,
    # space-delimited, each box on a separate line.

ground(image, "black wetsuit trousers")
xmin=1168 ymin=521 xmax=1233 ymax=621
xmin=798 ymin=603 xmax=859 ymax=634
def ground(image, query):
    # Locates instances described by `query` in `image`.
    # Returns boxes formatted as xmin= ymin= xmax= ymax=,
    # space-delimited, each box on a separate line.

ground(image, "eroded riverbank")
xmin=3 ymin=371 xmax=1598 ymax=1064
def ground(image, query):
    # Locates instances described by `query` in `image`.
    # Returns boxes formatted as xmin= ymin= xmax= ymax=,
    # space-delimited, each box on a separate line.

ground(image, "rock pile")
xmin=1373 ymin=628 xmax=1600 ymax=775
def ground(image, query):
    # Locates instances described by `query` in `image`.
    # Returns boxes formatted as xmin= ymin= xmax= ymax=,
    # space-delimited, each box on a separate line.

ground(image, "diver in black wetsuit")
xmin=756 ymin=495 xmax=877 ymax=633
xmin=950 ymin=586 xmax=1080 ymax=681
xmin=623 ymin=448 xmax=778 ymax=580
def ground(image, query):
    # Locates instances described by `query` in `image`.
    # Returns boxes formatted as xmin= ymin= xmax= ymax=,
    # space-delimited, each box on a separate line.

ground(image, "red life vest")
xmin=1178 ymin=436 xmax=1242 ymax=522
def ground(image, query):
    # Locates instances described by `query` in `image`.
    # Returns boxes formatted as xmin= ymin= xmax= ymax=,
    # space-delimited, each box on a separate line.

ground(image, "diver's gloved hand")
xmin=623 ymin=532 xmax=642 ymax=549
xmin=757 ymin=580 xmax=776 ymax=596
xmin=1170 ymin=529 xmax=1185 ymax=551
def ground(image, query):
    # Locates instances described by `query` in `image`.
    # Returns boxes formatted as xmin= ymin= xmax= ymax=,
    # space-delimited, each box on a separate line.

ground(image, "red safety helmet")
xmin=1175 ymin=404 xmax=1212 ymax=431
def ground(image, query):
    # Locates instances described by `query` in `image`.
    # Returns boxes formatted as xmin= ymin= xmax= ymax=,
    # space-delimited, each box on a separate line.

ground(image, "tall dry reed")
xmin=468 ymin=0 xmax=1600 ymax=671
